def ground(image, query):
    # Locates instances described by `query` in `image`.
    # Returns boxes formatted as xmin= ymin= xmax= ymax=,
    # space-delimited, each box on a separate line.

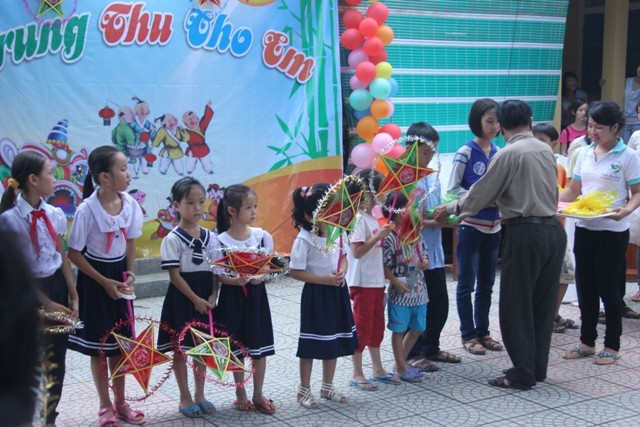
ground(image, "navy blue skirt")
xmin=296 ymin=282 xmax=358 ymax=360
xmin=157 ymin=271 xmax=213 ymax=352
xmin=215 ymin=281 xmax=275 ymax=359
xmin=68 ymin=254 xmax=131 ymax=357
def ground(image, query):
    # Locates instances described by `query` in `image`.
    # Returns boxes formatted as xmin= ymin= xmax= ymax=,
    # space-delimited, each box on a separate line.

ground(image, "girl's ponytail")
xmin=0 ymin=182 xmax=18 ymax=214
xmin=0 ymin=151 xmax=47 ymax=213
xmin=82 ymin=172 xmax=95 ymax=200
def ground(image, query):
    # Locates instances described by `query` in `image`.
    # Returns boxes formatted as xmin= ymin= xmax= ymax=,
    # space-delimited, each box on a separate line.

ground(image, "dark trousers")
xmin=574 ymin=227 xmax=628 ymax=351
xmin=36 ymin=269 xmax=69 ymax=424
xmin=500 ymin=220 xmax=565 ymax=387
xmin=408 ymin=268 xmax=448 ymax=359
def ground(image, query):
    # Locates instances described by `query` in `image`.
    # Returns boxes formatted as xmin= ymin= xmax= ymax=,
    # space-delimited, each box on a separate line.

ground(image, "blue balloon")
xmin=388 ymin=77 xmax=399 ymax=97
xmin=354 ymin=108 xmax=370 ymax=120
xmin=369 ymin=78 xmax=392 ymax=100
xmin=349 ymin=89 xmax=373 ymax=111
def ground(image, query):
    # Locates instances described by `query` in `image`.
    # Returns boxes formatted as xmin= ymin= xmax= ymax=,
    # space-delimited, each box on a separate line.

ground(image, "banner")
xmin=0 ymin=0 xmax=343 ymax=255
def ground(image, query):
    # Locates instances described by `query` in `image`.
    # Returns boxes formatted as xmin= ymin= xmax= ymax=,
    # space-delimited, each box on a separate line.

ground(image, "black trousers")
xmin=36 ymin=269 xmax=69 ymax=424
xmin=574 ymin=227 xmax=628 ymax=351
xmin=408 ymin=267 xmax=449 ymax=359
xmin=500 ymin=220 xmax=565 ymax=387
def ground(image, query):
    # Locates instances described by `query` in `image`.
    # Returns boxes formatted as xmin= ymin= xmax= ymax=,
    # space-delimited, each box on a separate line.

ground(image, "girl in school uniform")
xmin=156 ymin=177 xmax=217 ymax=418
xmin=289 ymin=183 xmax=358 ymax=409
xmin=213 ymin=184 xmax=276 ymax=415
xmin=0 ymin=151 xmax=79 ymax=427
xmin=66 ymin=146 xmax=144 ymax=427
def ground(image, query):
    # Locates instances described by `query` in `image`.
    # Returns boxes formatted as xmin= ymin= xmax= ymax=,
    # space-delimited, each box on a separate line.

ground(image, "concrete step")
xmin=133 ymin=257 xmax=163 ymax=276
xmin=134 ymin=270 xmax=169 ymax=299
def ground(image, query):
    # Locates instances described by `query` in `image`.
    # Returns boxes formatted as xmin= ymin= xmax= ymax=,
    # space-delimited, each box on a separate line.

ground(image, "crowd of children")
xmin=4 ymin=99 xmax=640 ymax=424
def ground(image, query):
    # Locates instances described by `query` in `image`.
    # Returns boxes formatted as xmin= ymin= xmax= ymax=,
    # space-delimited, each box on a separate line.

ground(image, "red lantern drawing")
xmin=98 ymin=105 xmax=116 ymax=126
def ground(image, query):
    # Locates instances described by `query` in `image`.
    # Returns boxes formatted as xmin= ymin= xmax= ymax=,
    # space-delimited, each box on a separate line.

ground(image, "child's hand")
xmin=125 ymin=274 xmax=135 ymax=288
xmin=69 ymin=297 xmax=79 ymax=319
xmin=102 ymin=279 xmax=124 ymax=300
xmin=249 ymin=278 xmax=262 ymax=285
xmin=194 ymin=297 xmax=214 ymax=315
xmin=378 ymin=224 xmax=392 ymax=239
xmin=332 ymin=270 xmax=346 ymax=287
xmin=43 ymin=299 xmax=73 ymax=315
xmin=420 ymin=259 xmax=430 ymax=270
xmin=207 ymin=293 xmax=218 ymax=308
xmin=392 ymin=280 xmax=409 ymax=294
xmin=229 ymin=275 xmax=247 ymax=286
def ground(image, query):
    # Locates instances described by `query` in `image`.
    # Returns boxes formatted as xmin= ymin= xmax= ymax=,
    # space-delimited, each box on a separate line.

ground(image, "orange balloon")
xmin=356 ymin=116 xmax=379 ymax=140
xmin=375 ymin=155 xmax=388 ymax=176
xmin=376 ymin=25 xmax=394 ymax=46
xmin=370 ymin=99 xmax=390 ymax=119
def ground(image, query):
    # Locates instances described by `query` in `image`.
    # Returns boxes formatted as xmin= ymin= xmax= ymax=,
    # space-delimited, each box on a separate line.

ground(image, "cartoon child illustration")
xmin=205 ymin=183 xmax=224 ymax=221
xmin=128 ymin=189 xmax=148 ymax=217
xmin=129 ymin=96 xmax=158 ymax=176
xmin=151 ymin=197 xmax=178 ymax=240
xmin=111 ymin=106 xmax=136 ymax=162
xmin=182 ymin=100 xmax=214 ymax=174
xmin=151 ymin=113 xmax=189 ymax=175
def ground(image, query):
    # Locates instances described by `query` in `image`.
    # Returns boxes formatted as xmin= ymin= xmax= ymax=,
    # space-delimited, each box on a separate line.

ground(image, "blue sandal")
xmin=197 ymin=400 xmax=216 ymax=414
xmin=179 ymin=404 xmax=202 ymax=418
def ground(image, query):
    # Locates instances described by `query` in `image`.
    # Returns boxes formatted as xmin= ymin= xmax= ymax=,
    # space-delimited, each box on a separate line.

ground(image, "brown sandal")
xmin=478 ymin=336 xmax=504 ymax=351
xmin=425 ymin=351 xmax=462 ymax=363
xmin=462 ymin=339 xmax=486 ymax=355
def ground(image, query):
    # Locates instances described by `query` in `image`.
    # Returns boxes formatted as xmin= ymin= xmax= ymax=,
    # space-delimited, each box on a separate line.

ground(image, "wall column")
xmin=600 ymin=0 xmax=629 ymax=105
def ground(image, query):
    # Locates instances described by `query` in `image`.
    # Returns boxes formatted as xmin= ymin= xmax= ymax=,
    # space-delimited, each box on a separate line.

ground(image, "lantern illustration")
xmin=98 ymin=105 xmax=116 ymax=126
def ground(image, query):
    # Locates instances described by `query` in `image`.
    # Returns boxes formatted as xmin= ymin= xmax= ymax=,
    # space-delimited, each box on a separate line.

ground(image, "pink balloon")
xmin=384 ymin=100 xmax=395 ymax=118
xmin=369 ymin=49 xmax=388 ymax=64
xmin=372 ymin=204 xmax=384 ymax=219
xmin=379 ymin=123 xmax=401 ymax=140
xmin=372 ymin=132 xmax=394 ymax=154
xmin=363 ymin=37 xmax=383 ymax=57
xmin=358 ymin=18 xmax=379 ymax=38
xmin=349 ymin=75 xmax=368 ymax=90
xmin=351 ymin=166 xmax=364 ymax=176
xmin=350 ymin=143 xmax=375 ymax=168
xmin=343 ymin=9 xmax=363 ymax=29
xmin=366 ymin=2 xmax=389 ymax=25
xmin=387 ymin=144 xmax=406 ymax=158
xmin=340 ymin=28 xmax=364 ymax=50
xmin=355 ymin=61 xmax=377 ymax=83
xmin=348 ymin=48 xmax=369 ymax=69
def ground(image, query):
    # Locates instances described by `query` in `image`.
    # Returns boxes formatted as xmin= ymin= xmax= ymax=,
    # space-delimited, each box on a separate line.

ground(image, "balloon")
xmin=343 ymin=9 xmax=363 ymax=29
xmin=348 ymin=48 xmax=369 ymax=69
xmin=372 ymin=132 xmax=394 ymax=154
xmin=349 ymin=75 xmax=368 ymax=91
xmin=350 ymin=143 xmax=375 ymax=168
xmin=370 ymin=99 xmax=390 ymax=119
xmin=358 ymin=18 xmax=379 ymax=38
xmin=369 ymin=78 xmax=392 ymax=99
xmin=363 ymin=37 xmax=383 ymax=56
xmin=380 ymin=123 xmax=401 ymax=139
xmin=375 ymin=155 xmax=388 ymax=176
xmin=384 ymin=100 xmax=395 ymax=118
xmin=387 ymin=144 xmax=406 ymax=158
xmin=366 ymin=2 xmax=389 ymax=24
xmin=355 ymin=61 xmax=377 ymax=83
xmin=354 ymin=108 xmax=370 ymax=120
xmin=372 ymin=204 xmax=384 ymax=219
xmin=376 ymin=61 xmax=393 ymax=79
xmin=345 ymin=0 xmax=362 ymax=5
xmin=369 ymin=49 xmax=388 ymax=64
xmin=340 ymin=28 xmax=364 ymax=50
xmin=349 ymin=89 xmax=373 ymax=111
xmin=376 ymin=25 xmax=394 ymax=45
xmin=356 ymin=116 xmax=379 ymax=140
xmin=388 ymin=77 xmax=399 ymax=97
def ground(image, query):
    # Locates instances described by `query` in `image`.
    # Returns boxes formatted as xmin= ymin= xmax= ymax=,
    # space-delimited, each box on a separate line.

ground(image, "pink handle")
xmin=123 ymin=272 xmax=135 ymax=337
xmin=386 ymin=191 xmax=400 ymax=225
xmin=337 ymin=234 xmax=343 ymax=274
xmin=208 ymin=309 xmax=214 ymax=336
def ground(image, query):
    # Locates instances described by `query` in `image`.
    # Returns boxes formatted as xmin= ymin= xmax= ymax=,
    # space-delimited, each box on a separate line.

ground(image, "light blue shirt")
xmin=417 ymin=174 xmax=444 ymax=270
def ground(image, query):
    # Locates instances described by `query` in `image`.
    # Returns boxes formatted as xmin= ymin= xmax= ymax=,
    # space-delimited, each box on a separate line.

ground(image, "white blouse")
xmin=160 ymin=226 xmax=214 ymax=273
xmin=289 ymin=228 xmax=340 ymax=276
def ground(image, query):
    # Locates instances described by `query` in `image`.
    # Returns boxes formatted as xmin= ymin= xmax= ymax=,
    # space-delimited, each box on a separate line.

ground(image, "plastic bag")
xmin=425 ymin=191 xmax=460 ymax=224
xmin=562 ymin=190 xmax=617 ymax=216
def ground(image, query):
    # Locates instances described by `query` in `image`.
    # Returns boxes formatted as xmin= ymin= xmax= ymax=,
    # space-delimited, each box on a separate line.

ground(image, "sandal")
xmin=554 ymin=316 xmax=579 ymax=333
xmin=487 ymin=376 xmax=531 ymax=391
xmin=253 ymin=399 xmax=276 ymax=415
xmin=408 ymin=356 xmax=439 ymax=372
xmin=98 ymin=407 xmax=120 ymax=427
xmin=233 ymin=400 xmax=256 ymax=412
xmin=114 ymin=402 xmax=145 ymax=425
xmin=478 ymin=336 xmax=504 ymax=351
xmin=462 ymin=339 xmax=486 ymax=355
xmin=197 ymin=400 xmax=216 ymax=415
xmin=563 ymin=346 xmax=595 ymax=359
xmin=631 ymin=291 xmax=640 ymax=302
xmin=425 ymin=351 xmax=461 ymax=363
xmin=297 ymin=385 xmax=319 ymax=409
xmin=622 ymin=307 xmax=640 ymax=319
xmin=320 ymin=382 xmax=348 ymax=404
xmin=594 ymin=351 xmax=621 ymax=365
xmin=178 ymin=404 xmax=202 ymax=418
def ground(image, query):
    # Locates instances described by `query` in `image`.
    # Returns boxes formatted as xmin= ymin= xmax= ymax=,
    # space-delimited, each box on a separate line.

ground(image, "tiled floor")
xmin=46 ymin=275 xmax=640 ymax=426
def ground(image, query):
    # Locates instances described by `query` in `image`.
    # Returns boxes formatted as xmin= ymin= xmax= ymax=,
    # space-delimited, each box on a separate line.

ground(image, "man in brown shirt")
xmin=434 ymin=100 xmax=566 ymax=389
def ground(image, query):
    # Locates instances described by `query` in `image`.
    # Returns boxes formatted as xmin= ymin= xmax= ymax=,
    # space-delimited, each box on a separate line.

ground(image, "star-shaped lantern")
xmin=396 ymin=195 xmax=423 ymax=249
xmin=377 ymin=142 xmax=435 ymax=200
xmin=313 ymin=175 xmax=366 ymax=249
xmin=37 ymin=0 xmax=65 ymax=18
xmin=211 ymin=249 xmax=286 ymax=279
xmin=110 ymin=324 xmax=172 ymax=393
xmin=186 ymin=328 xmax=249 ymax=380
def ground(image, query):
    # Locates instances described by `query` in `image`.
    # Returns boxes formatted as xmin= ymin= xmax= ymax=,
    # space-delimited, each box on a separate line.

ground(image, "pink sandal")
xmin=114 ymin=402 xmax=145 ymax=425
xmin=98 ymin=407 xmax=120 ymax=427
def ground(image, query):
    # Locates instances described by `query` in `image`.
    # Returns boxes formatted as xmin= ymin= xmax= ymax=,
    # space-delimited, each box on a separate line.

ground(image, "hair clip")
xmin=7 ymin=177 xmax=20 ymax=190
xmin=300 ymin=186 xmax=308 ymax=198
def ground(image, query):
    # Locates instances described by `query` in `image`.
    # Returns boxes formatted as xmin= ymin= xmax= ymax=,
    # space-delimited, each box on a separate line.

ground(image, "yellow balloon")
xmin=376 ymin=61 xmax=393 ymax=79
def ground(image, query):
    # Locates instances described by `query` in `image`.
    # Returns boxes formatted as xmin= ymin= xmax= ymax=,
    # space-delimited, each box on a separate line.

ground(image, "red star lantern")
xmin=378 ymin=142 xmax=435 ymax=199
xmin=110 ymin=324 xmax=172 ymax=394
xmin=210 ymin=248 xmax=287 ymax=280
